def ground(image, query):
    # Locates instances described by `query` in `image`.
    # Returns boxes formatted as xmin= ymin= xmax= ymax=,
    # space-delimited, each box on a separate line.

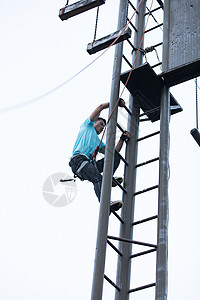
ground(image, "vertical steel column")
xmin=115 ymin=1 xmax=146 ymax=299
xmin=91 ymin=1 xmax=128 ymax=299
xmin=156 ymin=0 xmax=170 ymax=299
xmin=155 ymin=85 xmax=169 ymax=300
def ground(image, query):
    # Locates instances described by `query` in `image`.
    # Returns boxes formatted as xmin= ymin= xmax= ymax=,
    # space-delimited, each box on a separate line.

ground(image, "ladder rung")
xmin=117 ymin=152 xmax=128 ymax=166
xmin=130 ymin=248 xmax=157 ymax=259
xmin=145 ymin=42 xmax=163 ymax=50
xmin=124 ymin=104 xmax=132 ymax=116
xmin=127 ymin=18 xmax=138 ymax=32
xmin=139 ymin=107 xmax=160 ymax=118
xmin=87 ymin=27 xmax=132 ymax=55
xmin=107 ymin=235 xmax=157 ymax=248
xmin=128 ymin=1 xmax=139 ymax=14
xmin=135 ymin=157 xmax=159 ymax=168
xmin=144 ymin=5 xmax=163 ymax=15
xmin=132 ymin=215 xmax=158 ymax=226
xmin=59 ymin=0 xmax=106 ymax=21
xmin=104 ymin=274 xmax=121 ymax=291
xmin=127 ymin=39 xmax=136 ymax=50
xmin=112 ymin=177 xmax=127 ymax=193
xmin=117 ymin=123 xmax=125 ymax=133
xmin=122 ymin=54 xmax=132 ymax=68
xmin=134 ymin=184 xmax=159 ymax=196
xmin=107 ymin=240 xmax=122 ymax=256
xmin=156 ymin=0 xmax=164 ymax=8
xmin=145 ymin=23 xmax=163 ymax=33
xmin=139 ymin=118 xmax=150 ymax=122
xmin=112 ymin=211 xmax=125 ymax=224
xmin=137 ymin=131 xmax=160 ymax=142
xmin=152 ymin=62 xmax=162 ymax=69
xmin=128 ymin=283 xmax=156 ymax=293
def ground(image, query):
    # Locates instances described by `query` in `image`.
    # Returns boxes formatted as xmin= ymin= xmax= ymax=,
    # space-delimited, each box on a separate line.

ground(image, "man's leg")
xmin=113 ymin=151 xmax=121 ymax=174
xmin=77 ymin=161 xmax=102 ymax=202
xmin=69 ymin=155 xmax=102 ymax=202
xmin=96 ymin=150 xmax=121 ymax=175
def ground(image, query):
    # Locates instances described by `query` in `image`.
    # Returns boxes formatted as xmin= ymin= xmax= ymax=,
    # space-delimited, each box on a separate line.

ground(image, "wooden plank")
xmin=87 ymin=27 xmax=132 ymax=55
xmin=59 ymin=0 xmax=106 ymax=21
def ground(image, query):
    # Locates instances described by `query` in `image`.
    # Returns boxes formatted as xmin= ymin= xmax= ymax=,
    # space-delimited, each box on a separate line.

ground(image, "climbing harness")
xmin=75 ymin=160 xmax=90 ymax=179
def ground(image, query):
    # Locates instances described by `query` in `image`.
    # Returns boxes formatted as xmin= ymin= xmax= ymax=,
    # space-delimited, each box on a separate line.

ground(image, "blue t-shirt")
xmin=72 ymin=117 xmax=105 ymax=159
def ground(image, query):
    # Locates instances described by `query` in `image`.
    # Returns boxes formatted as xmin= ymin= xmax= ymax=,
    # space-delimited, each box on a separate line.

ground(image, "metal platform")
xmin=59 ymin=0 xmax=106 ymax=21
xmin=120 ymin=63 xmax=183 ymax=122
xmin=87 ymin=27 xmax=132 ymax=55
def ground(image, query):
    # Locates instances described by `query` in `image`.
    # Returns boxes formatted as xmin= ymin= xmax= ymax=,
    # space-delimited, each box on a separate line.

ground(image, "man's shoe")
xmin=110 ymin=200 xmax=123 ymax=213
xmin=112 ymin=177 xmax=123 ymax=187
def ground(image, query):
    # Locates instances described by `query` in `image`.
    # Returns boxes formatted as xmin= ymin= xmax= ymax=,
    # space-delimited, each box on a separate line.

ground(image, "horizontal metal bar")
xmin=122 ymin=54 xmax=132 ymax=68
xmin=104 ymin=274 xmax=121 ymax=291
xmin=132 ymin=215 xmax=158 ymax=226
xmin=145 ymin=23 xmax=163 ymax=33
xmin=134 ymin=184 xmax=159 ymax=196
xmin=112 ymin=177 xmax=127 ymax=193
xmin=139 ymin=106 xmax=160 ymax=118
xmin=128 ymin=283 xmax=156 ymax=293
xmin=152 ymin=62 xmax=162 ymax=69
xmin=139 ymin=118 xmax=150 ymax=122
xmin=124 ymin=104 xmax=132 ymax=116
xmin=117 ymin=123 xmax=125 ymax=133
xmin=107 ymin=235 xmax=157 ymax=248
xmin=127 ymin=18 xmax=138 ymax=32
xmin=144 ymin=5 xmax=163 ymax=15
xmin=107 ymin=240 xmax=123 ymax=256
xmin=144 ymin=42 xmax=163 ymax=52
xmin=117 ymin=152 xmax=128 ymax=166
xmin=156 ymin=0 xmax=164 ymax=8
xmin=126 ymin=39 xmax=135 ymax=50
xmin=130 ymin=248 xmax=157 ymax=259
xmin=128 ymin=0 xmax=139 ymax=14
xmin=135 ymin=157 xmax=159 ymax=168
xmin=170 ymin=105 xmax=182 ymax=111
xmin=137 ymin=131 xmax=160 ymax=142
xmin=112 ymin=211 xmax=125 ymax=223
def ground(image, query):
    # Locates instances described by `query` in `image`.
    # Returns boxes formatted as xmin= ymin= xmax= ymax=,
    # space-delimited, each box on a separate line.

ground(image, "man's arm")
xmin=90 ymin=102 xmax=109 ymax=122
xmin=100 ymin=132 xmax=130 ymax=154
xmin=90 ymin=99 xmax=126 ymax=122
xmin=115 ymin=131 xmax=130 ymax=153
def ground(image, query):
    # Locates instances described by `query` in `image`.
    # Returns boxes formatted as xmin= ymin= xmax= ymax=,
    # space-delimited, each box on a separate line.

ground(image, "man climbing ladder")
xmin=69 ymin=99 xmax=130 ymax=212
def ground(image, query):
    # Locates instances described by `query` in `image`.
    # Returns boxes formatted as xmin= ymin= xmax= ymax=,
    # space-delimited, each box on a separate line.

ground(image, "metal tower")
xmin=59 ymin=0 xmax=200 ymax=299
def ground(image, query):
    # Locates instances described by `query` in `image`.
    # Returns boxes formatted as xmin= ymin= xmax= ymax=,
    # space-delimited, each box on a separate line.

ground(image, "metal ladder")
xmin=91 ymin=0 xmax=170 ymax=299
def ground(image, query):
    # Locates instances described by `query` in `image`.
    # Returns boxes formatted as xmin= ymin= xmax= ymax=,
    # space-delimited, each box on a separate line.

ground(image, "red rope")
xmin=93 ymin=0 xmax=155 ymax=158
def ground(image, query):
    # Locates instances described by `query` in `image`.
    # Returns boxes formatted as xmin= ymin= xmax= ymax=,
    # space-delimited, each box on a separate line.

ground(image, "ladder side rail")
xmin=115 ymin=1 xmax=147 ymax=299
xmin=155 ymin=0 xmax=170 ymax=296
xmin=90 ymin=0 xmax=128 ymax=299
xmin=155 ymin=85 xmax=170 ymax=300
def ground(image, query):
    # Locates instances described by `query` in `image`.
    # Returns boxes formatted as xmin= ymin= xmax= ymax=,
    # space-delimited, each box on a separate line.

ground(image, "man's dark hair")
xmin=97 ymin=117 xmax=106 ymax=126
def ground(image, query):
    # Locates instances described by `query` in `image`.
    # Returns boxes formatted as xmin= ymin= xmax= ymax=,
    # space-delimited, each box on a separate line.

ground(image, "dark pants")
xmin=69 ymin=151 xmax=121 ymax=202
